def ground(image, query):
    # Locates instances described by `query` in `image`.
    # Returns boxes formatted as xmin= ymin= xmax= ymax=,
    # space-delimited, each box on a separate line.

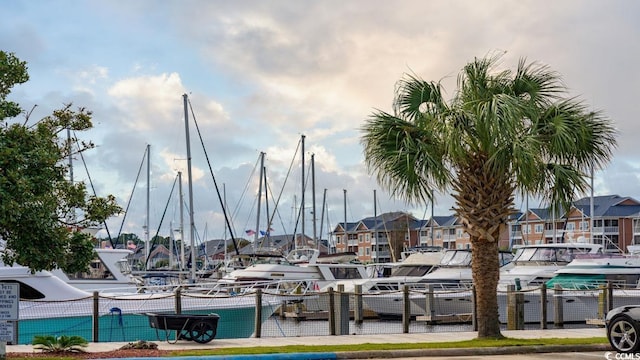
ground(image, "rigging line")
xmin=240 ymin=186 xmax=259 ymax=236
xmin=376 ymin=193 xmax=396 ymax=261
xmin=290 ymin=157 xmax=315 ymax=249
xmin=73 ymin=132 xmax=115 ymax=248
xmin=267 ymin=138 xmax=302 ymax=232
xmin=144 ymin=174 xmax=178 ymax=270
xmin=187 ymin=99 xmax=240 ymax=255
xmin=231 ymin=154 xmax=261 ymax=234
xmin=265 ymin=178 xmax=290 ymax=238
xmin=115 ymin=145 xmax=148 ymax=242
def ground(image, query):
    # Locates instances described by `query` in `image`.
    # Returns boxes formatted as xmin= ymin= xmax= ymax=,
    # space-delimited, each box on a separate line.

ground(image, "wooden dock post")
xmin=328 ymin=287 xmax=336 ymax=335
xmin=175 ymin=288 xmax=182 ymax=314
xmin=540 ymin=283 xmax=547 ymax=329
xmin=254 ymin=289 xmax=262 ymax=338
xmin=506 ymin=285 xmax=524 ymax=330
xmin=354 ymin=284 xmax=363 ymax=324
xmin=92 ymin=291 xmax=99 ymax=342
xmin=402 ymin=285 xmax=410 ymax=333
xmin=424 ymin=284 xmax=436 ymax=324
xmin=553 ymin=284 xmax=564 ymax=328
xmin=336 ymin=284 xmax=349 ymax=335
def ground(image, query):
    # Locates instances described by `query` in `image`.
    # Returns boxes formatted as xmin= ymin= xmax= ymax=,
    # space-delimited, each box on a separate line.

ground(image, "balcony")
xmin=591 ymin=226 xmax=619 ymax=234
xmin=371 ymin=251 xmax=390 ymax=258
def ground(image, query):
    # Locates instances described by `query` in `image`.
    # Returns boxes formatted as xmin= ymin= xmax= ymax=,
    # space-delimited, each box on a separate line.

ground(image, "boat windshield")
xmin=391 ymin=265 xmax=434 ymax=277
xmin=513 ymin=247 xmax=584 ymax=263
xmin=439 ymin=250 xmax=471 ymax=266
xmin=116 ymin=259 xmax=132 ymax=275
xmin=286 ymin=248 xmax=319 ymax=263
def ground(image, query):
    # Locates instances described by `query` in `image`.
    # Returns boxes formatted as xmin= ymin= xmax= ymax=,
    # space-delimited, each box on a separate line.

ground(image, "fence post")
xmin=279 ymin=290 xmax=286 ymax=318
xmin=507 ymin=285 xmax=524 ymax=330
xmin=553 ymin=284 xmax=564 ymax=328
xmin=254 ymin=289 xmax=262 ymax=338
xmin=425 ymin=284 xmax=435 ymax=324
xmin=472 ymin=286 xmax=477 ymax=331
xmin=402 ymin=285 xmax=410 ymax=333
xmin=175 ymin=288 xmax=182 ymax=314
xmin=92 ymin=291 xmax=99 ymax=342
xmin=607 ymin=282 xmax=613 ymax=313
xmin=540 ymin=283 xmax=547 ymax=329
xmin=336 ymin=284 xmax=349 ymax=335
xmin=328 ymin=287 xmax=335 ymax=335
xmin=598 ymin=284 xmax=606 ymax=319
xmin=354 ymin=284 xmax=363 ymax=324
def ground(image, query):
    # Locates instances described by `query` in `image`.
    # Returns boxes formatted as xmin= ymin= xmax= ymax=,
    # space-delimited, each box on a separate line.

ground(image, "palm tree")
xmin=360 ymin=53 xmax=617 ymax=338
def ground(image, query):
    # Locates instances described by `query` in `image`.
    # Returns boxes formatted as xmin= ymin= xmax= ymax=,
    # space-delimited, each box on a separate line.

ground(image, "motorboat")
xmin=499 ymin=242 xmax=604 ymax=290
xmin=50 ymin=247 xmax=143 ymax=293
xmin=362 ymin=248 xmax=514 ymax=318
xmin=496 ymin=241 xmax=606 ymax=323
xmin=0 ymin=261 xmax=277 ymax=344
xmin=221 ymin=247 xmax=369 ymax=291
xmin=516 ymin=245 xmax=640 ymax=324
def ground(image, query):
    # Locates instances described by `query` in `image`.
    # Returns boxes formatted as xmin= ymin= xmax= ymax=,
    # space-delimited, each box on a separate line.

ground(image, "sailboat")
xmin=0 ymin=95 xmax=279 ymax=344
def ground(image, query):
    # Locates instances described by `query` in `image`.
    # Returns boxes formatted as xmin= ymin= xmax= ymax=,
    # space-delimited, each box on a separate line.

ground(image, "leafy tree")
xmin=360 ymin=53 xmax=617 ymax=338
xmin=0 ymin=51 xmax=121 ymax=273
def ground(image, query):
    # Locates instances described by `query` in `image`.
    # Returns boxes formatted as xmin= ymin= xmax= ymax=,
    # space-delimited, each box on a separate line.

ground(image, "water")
xmin=258 ymin=315 xmax=597 ymax=338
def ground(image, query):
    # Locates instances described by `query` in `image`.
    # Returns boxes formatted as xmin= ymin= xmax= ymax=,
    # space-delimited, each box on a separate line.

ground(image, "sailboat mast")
xmin=254 ymin=152 xmax=265 ymax=250
xmin=343 ymin=189 xmax=347 ymax=253
xmin=263 ymin=165 xmax=270 ymax=248
xmin=590 ymin=166 xmax=594 ymax=244
xmin=179 ymin=171 xmax=185 ymax=272
xmin=183 ymin=94 xmax=196 ymax=282
xmin=301 ymin=135 xmax=305 ymax=248
xmin=311 ymin=153 xmax=317 ymax=248
xmin=319 ymin=188 xmax=327 ymax=252
xmin=145 ymin=144 xmax=150 ymax=270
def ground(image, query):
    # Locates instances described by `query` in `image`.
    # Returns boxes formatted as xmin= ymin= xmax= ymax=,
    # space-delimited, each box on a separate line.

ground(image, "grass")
xmin=164 ymin=336 xmax=609 ymax=356
xmin=10 ymin=336 xmax=608 ymax=359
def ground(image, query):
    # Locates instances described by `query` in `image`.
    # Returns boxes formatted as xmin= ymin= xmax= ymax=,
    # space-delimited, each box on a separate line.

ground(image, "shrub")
xmin=32 ymin=335 xmax=88 ymax=353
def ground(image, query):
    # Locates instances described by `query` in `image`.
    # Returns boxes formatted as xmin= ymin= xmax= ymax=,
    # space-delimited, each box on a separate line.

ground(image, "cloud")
xmin=4 ymin=0 xmax=640 ymax=243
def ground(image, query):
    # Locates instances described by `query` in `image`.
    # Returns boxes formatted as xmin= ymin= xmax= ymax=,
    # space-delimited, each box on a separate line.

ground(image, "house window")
xmin=534 ymin=224 xmax=543 ymax=234
xmin=358 ymin=234 xmax=363 ymax=243
xmin=365 ymin=248 xmax=370 ymax=255
xmin=366 ymin=233 xmax=370 ymax=242
xmin=566 ymin=223 xmax=575 ymax=231
xmin=579 ymin=221 xmax=589 ymax=231
xmin=358 ymin=248 xmax=364 ymax=256
xmin=522 ymin=225 xmax=531 ymax=234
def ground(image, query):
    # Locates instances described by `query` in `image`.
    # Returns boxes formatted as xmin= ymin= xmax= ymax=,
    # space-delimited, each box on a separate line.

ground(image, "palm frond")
xmin=360 ymin=111 xmax=450 ymax=203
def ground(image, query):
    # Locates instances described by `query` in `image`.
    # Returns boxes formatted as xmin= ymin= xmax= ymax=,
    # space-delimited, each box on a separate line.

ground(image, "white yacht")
xmin=50 ymin=247 xmax=143 ymax=292
xmin=496 ymin=241 xmax=605 ymax=323
xmin=527 ymin=245 xmax=640 ymax=323
xmin=0 ymin=260 xmax=277 ymax=344
xmin=499 ymin=242 xmax=604 ymax=290
xmin=221 ymin=247 xmax=369 ymax=291
xmin=363 ymin=248 xmax=514 ymax=318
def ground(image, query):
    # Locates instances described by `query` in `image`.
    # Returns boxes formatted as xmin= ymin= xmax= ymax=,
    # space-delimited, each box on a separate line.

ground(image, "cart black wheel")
xmin=190 ymin=320 xmax=216 ymax=344
xmin=178 ymin=329 xmax=192 ymax=341
xmin=608 ymin=315 xmax=640 ymax=353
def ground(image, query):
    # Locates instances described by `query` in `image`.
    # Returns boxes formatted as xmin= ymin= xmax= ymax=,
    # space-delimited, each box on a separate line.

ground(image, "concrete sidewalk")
xmin=6 ymin=327 xmax=609 ymax=358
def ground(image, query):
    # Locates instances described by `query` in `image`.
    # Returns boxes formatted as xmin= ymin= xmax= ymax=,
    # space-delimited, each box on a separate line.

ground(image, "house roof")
xmin=572 ymin=194 xmax=640 ymax=217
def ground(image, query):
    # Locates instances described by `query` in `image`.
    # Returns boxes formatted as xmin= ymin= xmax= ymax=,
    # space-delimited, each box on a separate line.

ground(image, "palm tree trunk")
xmin=471 ymin=237 xmax=502 ymax=338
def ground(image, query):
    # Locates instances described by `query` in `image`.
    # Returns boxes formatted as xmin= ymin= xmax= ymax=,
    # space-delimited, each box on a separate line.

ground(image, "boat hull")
xmin=15 ymin=294 xmax=276 ymax=344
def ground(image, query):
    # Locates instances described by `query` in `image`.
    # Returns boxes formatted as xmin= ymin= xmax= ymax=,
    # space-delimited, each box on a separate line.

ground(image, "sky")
xmin=2 ymin=1 xmax=639 ymax=247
